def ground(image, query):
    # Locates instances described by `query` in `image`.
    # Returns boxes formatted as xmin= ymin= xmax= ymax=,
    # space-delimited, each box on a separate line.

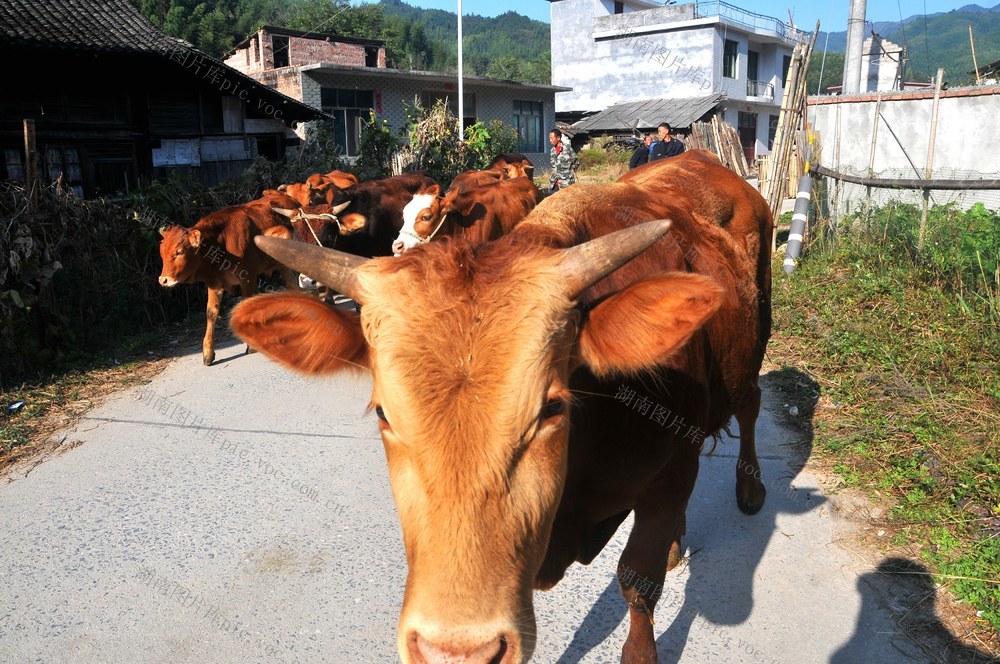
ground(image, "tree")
xmin=807 ymin=51 xmax=844 ymax=95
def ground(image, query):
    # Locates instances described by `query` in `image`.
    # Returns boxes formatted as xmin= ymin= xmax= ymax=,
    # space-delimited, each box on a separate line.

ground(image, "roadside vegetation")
xmin=772 ymin=201 xmax=1000 ymax=643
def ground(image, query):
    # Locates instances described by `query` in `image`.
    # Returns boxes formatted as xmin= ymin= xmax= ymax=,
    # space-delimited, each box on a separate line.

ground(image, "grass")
xmin=772 ymin=202 xmax=1000 ymax=644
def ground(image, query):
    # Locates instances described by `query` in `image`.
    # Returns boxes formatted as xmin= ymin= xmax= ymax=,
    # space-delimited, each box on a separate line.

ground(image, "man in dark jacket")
xmin=649 ymin=122 xmax=686 ymax=161
xmin=629 ymin=134 xmax=653 ymax=169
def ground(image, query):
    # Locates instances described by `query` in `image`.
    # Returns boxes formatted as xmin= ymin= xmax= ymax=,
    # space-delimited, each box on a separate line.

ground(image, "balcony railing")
xmin=746 ymin=79 xmax=775 ymax=99
xmin=695 ymin=1 xmax=808 ymax=44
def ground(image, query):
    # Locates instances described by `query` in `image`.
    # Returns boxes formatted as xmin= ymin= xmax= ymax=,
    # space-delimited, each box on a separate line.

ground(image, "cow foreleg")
xmin=617 ymin=450 xmax=699 ymax=664
xmin=239 ymin=272 xmax=264 ymax=355
xmin=734 ymin=382 xmax=766 ymax=515
xmin=203 ymin=287 xmax=224 ymax=366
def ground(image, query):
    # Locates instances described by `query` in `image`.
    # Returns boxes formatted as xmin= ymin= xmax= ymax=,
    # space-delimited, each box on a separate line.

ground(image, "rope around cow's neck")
xmin=398 ymin=212 xmax=450 ymax=246
xmin=294 ymin=213 xmax=340 ymax=246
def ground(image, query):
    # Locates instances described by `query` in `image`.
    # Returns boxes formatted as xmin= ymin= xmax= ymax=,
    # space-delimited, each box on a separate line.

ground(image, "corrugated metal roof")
xmin=572 ymin=93 xmax=726 ymax=133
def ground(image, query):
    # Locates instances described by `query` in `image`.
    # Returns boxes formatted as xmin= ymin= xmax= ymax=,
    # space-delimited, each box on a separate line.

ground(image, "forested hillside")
xmin=809 ymin=2 xmax=1000 ymax=91
xmin=130 ymin=0 xmax=550 ymax=83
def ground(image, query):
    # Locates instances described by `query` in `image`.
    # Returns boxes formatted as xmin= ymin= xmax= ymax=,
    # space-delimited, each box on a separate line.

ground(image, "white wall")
xmin=809 ymin=88 xmax=1000 ymax=210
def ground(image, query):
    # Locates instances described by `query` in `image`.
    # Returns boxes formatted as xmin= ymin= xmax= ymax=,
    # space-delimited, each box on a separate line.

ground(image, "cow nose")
xmin=411 ymin=633 xmax=508 ymax=664
xmin=392 ymin=240 xmax=406 ymax=256
xmin=158 ymin=276 xmax=171 ymax=287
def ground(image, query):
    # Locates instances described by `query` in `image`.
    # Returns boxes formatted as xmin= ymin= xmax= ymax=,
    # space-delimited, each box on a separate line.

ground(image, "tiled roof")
xmin=572 ymin=93 xmax=727 ymax=133
xmin=0 ymin=0 xmax=326 ymax=123
xmin=0 ymin=0 xmax=181 ymax=54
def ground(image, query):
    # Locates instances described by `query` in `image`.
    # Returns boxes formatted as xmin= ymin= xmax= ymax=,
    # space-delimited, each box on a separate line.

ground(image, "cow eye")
xmin=540 ymin=398 xmax=566 ymax=420
xmin=374 ymin=405 xmax=388 ymax=422
xmin=174 ymin=249 xmax=184 ymax=256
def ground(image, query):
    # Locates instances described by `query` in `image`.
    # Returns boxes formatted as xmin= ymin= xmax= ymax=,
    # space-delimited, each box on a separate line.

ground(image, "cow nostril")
xmin=392 ymin=241 xmax=405 ymax=255
xmin=412 ymin=633 xmax=505 ymax=664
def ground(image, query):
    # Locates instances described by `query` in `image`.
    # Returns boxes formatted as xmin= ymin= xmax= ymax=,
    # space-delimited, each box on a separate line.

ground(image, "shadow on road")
xmin=654 ymin=367 xmax=823 ymax=662
xmin=833 ymin=557 xmax=1000 ymax=664
xmin=554 ymin=368 xmax=823 ymax=662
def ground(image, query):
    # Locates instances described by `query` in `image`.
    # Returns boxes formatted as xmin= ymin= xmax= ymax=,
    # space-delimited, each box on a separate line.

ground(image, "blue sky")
xmin=383 ymin=1 xmax=996 ymax=32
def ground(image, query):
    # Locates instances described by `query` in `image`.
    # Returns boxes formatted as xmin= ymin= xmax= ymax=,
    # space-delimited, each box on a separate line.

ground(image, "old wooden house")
xmin=0 ymin=0 xmax=324 ymax=197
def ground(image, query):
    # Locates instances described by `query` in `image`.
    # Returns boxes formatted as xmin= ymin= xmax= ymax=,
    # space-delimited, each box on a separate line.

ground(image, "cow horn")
xmin=254 ymin=236 xmax=367 ymax=302
xmin=558 ymin=218 xmax=672 ymax=299
xmin=271 ymin=207 xmax=299 ymax=218
xmin=331 ymin=201 xmax=350 ymax=215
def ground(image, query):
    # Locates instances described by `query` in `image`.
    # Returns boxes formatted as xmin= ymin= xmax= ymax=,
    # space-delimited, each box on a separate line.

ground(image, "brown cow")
xmin=330 ymin=172 xmax=438 ymax=257
xmin=488 ymin=152 xmax=536 ymax=180
xmin=158 ymin=198 xmax=293 ymax=366
xmin=231 ymin=151 xmax=771 ymax=663
xmin=280 ymin=170 xmax=359 ymax=207
xmin=392 ymin=177 xmax=541 ymax=254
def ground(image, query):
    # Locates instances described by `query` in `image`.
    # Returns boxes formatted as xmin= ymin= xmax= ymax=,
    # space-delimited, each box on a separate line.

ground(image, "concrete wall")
xmin=552 ymin=0 xmax=715 ymax=113
xmin=808 ymin=87 xmax=1000 ymax=210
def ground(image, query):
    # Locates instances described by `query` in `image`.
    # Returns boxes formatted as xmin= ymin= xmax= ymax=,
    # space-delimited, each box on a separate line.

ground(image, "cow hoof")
xmin=245 ymin=344 xmax=257 ymax=355
xmin=203 ymin=352 xmax=215 ymax=366
xmin=737 ymin=482 xmax=766 ymax=515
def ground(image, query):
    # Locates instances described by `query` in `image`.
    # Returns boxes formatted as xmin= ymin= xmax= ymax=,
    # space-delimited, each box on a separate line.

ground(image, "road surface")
xmin=1 ymin=335 xmax=933 ymax=663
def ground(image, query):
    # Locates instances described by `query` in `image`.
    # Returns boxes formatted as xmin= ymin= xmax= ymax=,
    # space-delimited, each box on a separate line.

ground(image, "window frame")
xmin=723 ymin=39 xmax=739 ymax=79
xmin=513 ymin=100 xmax=544 ymax=153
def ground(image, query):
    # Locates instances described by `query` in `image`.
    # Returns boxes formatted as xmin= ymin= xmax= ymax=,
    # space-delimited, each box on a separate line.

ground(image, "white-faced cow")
xmin=392 ymin=177 xmax=541 ymax=254
xmin=231 ymin=151 xmax=772 ymax=663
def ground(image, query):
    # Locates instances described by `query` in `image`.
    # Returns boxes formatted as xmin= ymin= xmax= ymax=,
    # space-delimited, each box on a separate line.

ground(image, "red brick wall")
xmin=290 ymin=37 xmax=374 ymax=68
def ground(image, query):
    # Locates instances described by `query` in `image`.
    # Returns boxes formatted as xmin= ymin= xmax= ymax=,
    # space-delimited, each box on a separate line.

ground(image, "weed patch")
xmin=773 ymin=202 xmax=1000 ymax=646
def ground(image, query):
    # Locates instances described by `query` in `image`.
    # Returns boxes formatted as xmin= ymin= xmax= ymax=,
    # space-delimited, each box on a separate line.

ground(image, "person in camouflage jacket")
xmin=548 ymin=128 xmax=577 ymax=192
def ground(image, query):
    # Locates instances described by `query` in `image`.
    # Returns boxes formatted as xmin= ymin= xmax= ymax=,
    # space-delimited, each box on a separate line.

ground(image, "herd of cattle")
xmin=158 ymin=150 xmax=773 ymax=664
xmin=158 ymin=153 xmax=537 ymax=366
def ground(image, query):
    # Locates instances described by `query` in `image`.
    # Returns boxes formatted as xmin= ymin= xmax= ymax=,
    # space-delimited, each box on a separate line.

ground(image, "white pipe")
xmin=842 ymin=0 xmax=867 ymax=95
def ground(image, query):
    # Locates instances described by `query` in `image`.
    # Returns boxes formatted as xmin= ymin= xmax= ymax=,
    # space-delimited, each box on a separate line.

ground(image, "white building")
xmin=550 ymin=0 xmax=807 ymax=161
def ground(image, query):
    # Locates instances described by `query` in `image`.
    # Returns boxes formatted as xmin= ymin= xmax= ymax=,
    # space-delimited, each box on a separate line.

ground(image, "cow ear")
xmin=158 ymin=227 xmax=167 ymax=237
xmin=577 ymin=273 xmax=724 ymax=377
xmin=231 ymin=293 xmax=368 ymax=374
xmin=187 ymin=229 xmax=202 ymax=248
xmin=426 ymin=184 xmax=441 ymax=198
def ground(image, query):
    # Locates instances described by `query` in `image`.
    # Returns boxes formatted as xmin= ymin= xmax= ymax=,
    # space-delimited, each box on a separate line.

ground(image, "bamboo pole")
xmin=863 ymin=92 xmax=883 ymax=223
xmin=918 ymin=68 xmax=944 ymax=251
xmin=970 ymin=25 xmax=981 ymax=85
xmin=23 ymin=119 xmax=37 ymax=208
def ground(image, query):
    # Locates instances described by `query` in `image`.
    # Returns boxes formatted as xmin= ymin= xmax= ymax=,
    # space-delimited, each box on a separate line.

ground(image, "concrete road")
xmin=0 ymin=336 xmax=931 ymax=663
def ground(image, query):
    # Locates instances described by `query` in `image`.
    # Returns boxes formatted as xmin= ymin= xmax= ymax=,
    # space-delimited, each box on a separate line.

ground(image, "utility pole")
xmin=842 ymin=0 xmax=867 ymax=94
xmin=457 ymin=0 xmax=464 ymax=141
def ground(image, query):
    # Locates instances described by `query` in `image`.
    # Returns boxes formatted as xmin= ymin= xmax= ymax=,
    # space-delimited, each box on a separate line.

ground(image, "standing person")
xmin=548 ymin=128 xmax=577 ymax=192
xmin=629 ymin=134 xmax=654 ymax=169
xmin=649 ymin=122 xmax=686 ymax=161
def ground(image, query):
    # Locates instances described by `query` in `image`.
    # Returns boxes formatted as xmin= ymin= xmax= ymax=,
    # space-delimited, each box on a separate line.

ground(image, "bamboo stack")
xmin=761 ymin=23 xmax=820 ymax=249
xmin=687 ymin=115 xmax=750 ymax=177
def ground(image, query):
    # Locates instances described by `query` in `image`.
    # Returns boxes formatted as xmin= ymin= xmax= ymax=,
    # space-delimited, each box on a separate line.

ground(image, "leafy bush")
xmin=0 ymin=182 xmax=195 ymax=386
xmin=396 ymin=100 xmax=523 ymax=187
xmin=355 ymin=111 xmax=401 ymax=181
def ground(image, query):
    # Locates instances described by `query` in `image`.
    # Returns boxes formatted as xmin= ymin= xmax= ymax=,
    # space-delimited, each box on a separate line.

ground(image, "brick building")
xmin=225 ymin=26 xmax=568 ymax=168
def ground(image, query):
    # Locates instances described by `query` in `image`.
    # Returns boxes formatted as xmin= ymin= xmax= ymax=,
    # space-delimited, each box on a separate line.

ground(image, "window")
xmin=723 ymin=40 xmax=739 ymax=79
xmin=768 ymin=114 xmax=779 ymax=150
xmin=272 ymin=35 xmax=289 ymax=68
xmin=364 ymin=47 xmax=379 ymax=67
xmin=321 ymin=88 xmax=375 ymax=157
xmin=3 ymin=149 xmax=25 ymax=183
xmin=45 ymin=147 xmax=84 ymax=197
xmin=513 ymin=100 xmax=543 ymax=152
xmin=614 ymin=1 xmax=624 ymax=14
xmin=782 ymin=55 xmax=792 ymax=86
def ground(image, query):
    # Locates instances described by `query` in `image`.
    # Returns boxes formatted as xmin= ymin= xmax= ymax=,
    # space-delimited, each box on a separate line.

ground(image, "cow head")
xmin=394 ymin=184 xmax=457 ymax=255
xmin=158 ymin=225 xmax=204 ymax=287
xmin=231 ymin=216 xmax=723 ymax=663
xmin=501 ymin=161 xmax=534 ymax=180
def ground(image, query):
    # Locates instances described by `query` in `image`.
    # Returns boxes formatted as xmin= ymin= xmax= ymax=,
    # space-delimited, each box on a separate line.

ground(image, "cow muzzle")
xmin=405 ymin=626 xmax=521 ymax=664
xmin=158 ymin=275 xmax=177 ymax=287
